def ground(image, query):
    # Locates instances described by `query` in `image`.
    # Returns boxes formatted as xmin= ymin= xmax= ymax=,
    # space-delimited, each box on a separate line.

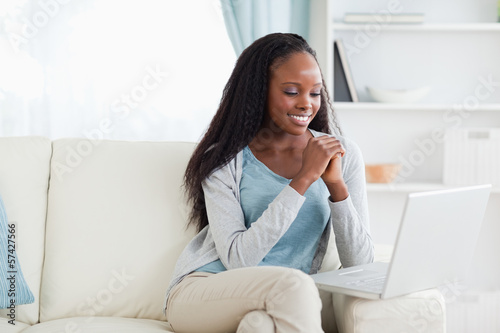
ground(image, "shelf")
xmin=366 ymin=182 xmax=500 ymax=193
xmin=333 ymin=102 xmax=500 ymax=112
xmin=333 ymin=23 xmax=500 ymax=32
xmin=367 ymin=182 xmax=500 ymax=193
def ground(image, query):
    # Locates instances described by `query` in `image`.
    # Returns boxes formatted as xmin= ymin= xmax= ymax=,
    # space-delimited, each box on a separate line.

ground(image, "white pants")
xmin=166 ymin=266 xmax=324 ymax=333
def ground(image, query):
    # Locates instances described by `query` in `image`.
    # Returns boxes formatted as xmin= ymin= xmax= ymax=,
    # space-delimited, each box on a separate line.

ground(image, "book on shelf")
xmin=343 ymin=13 xmax=425 ymax=24
xmin=333 ymin=39 xmax=358 ymax=102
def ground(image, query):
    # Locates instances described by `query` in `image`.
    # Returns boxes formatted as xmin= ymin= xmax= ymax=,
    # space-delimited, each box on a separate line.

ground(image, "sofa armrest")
xmin=332 ymin=289 xmax=446 ymax=333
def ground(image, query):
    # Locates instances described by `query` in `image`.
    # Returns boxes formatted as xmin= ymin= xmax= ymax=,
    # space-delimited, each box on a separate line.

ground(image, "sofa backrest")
xmin=0 ymin=137 xmax=52 ymax=325
xmin=39 ymin=139 xmax=197 ymax=322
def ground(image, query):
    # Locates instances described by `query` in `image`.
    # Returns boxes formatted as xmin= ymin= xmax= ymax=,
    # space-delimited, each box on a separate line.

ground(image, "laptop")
xmin=311 ymin=184 xmax=491 ymax=300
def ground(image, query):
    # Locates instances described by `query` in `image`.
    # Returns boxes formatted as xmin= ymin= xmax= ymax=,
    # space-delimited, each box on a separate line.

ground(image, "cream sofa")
xmin=0 ymin=137 xmax=446 ymax=332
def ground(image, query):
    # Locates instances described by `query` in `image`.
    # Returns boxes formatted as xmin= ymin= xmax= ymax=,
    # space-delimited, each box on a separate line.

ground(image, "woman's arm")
xmin=329 ymin=137 xmax=374 ymax=267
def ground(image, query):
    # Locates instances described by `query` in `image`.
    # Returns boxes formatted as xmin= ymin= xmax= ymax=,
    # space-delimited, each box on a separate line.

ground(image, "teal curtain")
xmin=220 ymin=0 xmax=310 ymax=56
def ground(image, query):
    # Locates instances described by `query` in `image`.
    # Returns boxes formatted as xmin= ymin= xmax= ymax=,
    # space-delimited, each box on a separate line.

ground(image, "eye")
xmin=310 ymin=93 xmax=321 ymax=97
xmin=284 ymin=91 xmax=298 ymax=96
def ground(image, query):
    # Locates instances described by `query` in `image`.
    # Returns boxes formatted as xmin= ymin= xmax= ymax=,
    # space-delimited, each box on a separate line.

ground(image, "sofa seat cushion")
xmin=21 ymin=317 xmax=173 ymax=332
xmin=0 ymin=317 xmax=31 ymax=332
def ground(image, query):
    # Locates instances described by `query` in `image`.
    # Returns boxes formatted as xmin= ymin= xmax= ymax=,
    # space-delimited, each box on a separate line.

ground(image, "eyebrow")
xmin=281 ymin=82 xmax=322 ymax=86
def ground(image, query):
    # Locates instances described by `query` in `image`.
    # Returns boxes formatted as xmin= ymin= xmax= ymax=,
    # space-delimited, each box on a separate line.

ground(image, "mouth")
xmin=287 ymin=114 xmax=312 ymax=123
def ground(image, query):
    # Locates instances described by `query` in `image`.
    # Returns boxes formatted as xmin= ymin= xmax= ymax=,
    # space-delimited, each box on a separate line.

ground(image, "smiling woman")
xmin=164 ymin=32 xmax=373 ymax=333
xmin=0 ymin=0 xmax=236 ymax=141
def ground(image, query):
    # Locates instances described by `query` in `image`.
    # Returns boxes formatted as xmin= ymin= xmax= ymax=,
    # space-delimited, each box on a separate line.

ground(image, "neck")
xmin=250 ymin=126 xmax=312 ymax=152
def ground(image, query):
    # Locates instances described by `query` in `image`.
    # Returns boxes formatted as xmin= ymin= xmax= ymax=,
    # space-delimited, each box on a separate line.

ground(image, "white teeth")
xmin=289 ymin=115 xmax=310 ymax=121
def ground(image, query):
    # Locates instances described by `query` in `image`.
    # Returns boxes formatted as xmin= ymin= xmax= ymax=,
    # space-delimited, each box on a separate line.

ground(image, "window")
xmin=0 ymin=0 xmax=236 ymax=142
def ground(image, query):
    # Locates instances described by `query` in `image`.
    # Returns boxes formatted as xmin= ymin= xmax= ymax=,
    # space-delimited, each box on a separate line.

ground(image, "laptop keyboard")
xmin=345 ymin=276 xmax=386 ymax=292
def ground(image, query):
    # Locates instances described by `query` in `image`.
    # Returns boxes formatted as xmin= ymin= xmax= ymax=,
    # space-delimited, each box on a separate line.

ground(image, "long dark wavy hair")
xmin=184 ymin=33 xmax=341 ymax=232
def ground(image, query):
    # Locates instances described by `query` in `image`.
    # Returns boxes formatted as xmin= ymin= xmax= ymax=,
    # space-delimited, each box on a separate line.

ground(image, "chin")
xmin=287 ymin=126 xmax=310 ymax=136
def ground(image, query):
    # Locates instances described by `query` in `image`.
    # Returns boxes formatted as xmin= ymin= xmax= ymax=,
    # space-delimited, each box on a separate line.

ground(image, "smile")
xmin=288 ymin=114 xmax=311 ymax=122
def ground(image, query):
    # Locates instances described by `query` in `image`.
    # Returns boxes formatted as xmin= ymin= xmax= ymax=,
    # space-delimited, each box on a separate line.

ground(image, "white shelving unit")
xmin=312 ymin=0 xmax=500 ymax=188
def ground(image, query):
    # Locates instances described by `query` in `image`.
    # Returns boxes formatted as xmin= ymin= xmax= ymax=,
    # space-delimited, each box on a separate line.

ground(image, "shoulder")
xmin=203 ymin=149 xmax=244 ymax=190
xmin=207 ymin=149 xmax=244 ymax=175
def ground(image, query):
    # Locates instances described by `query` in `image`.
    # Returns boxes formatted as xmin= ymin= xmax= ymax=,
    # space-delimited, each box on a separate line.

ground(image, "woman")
xmin=164 ymin=33 xmax=373 ymax=333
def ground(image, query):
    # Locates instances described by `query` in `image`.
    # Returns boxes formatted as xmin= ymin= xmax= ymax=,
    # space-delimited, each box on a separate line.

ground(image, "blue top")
xmin=197 ymin=145 xmax=330 ymax=274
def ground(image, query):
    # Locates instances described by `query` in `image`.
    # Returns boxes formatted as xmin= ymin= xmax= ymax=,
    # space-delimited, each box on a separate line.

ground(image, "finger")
xmin=314 ymin=135 xmax=339 ymax=143
xmin=310 ymin=136 xmax=342 ymax=148
xmin=307 ymin=137 xmax=345 ymax=159
xmin=320 ymin=140 xmax=345 ymax=156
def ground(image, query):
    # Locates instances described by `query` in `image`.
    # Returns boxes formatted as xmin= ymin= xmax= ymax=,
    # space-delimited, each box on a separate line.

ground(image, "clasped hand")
xmin=290 ymin=136 xmax=346 ymax=196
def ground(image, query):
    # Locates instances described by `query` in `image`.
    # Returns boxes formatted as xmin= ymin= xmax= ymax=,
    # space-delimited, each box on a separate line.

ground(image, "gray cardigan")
xmin=164 ymin=130 xmax=374 ymax=313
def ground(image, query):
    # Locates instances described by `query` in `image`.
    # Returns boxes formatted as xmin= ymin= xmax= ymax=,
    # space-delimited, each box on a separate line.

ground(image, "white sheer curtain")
xmin=0 ymin=0 xmax=236 ymax=142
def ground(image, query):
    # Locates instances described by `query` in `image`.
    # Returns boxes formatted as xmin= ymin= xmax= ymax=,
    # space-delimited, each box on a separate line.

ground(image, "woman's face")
xmin=265 ymin=52 xmax=322 ymax=136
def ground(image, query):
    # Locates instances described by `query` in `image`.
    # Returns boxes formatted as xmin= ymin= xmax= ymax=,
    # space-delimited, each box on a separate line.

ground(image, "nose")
xmin=296 ymin=95 xmax=312 ymax=111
